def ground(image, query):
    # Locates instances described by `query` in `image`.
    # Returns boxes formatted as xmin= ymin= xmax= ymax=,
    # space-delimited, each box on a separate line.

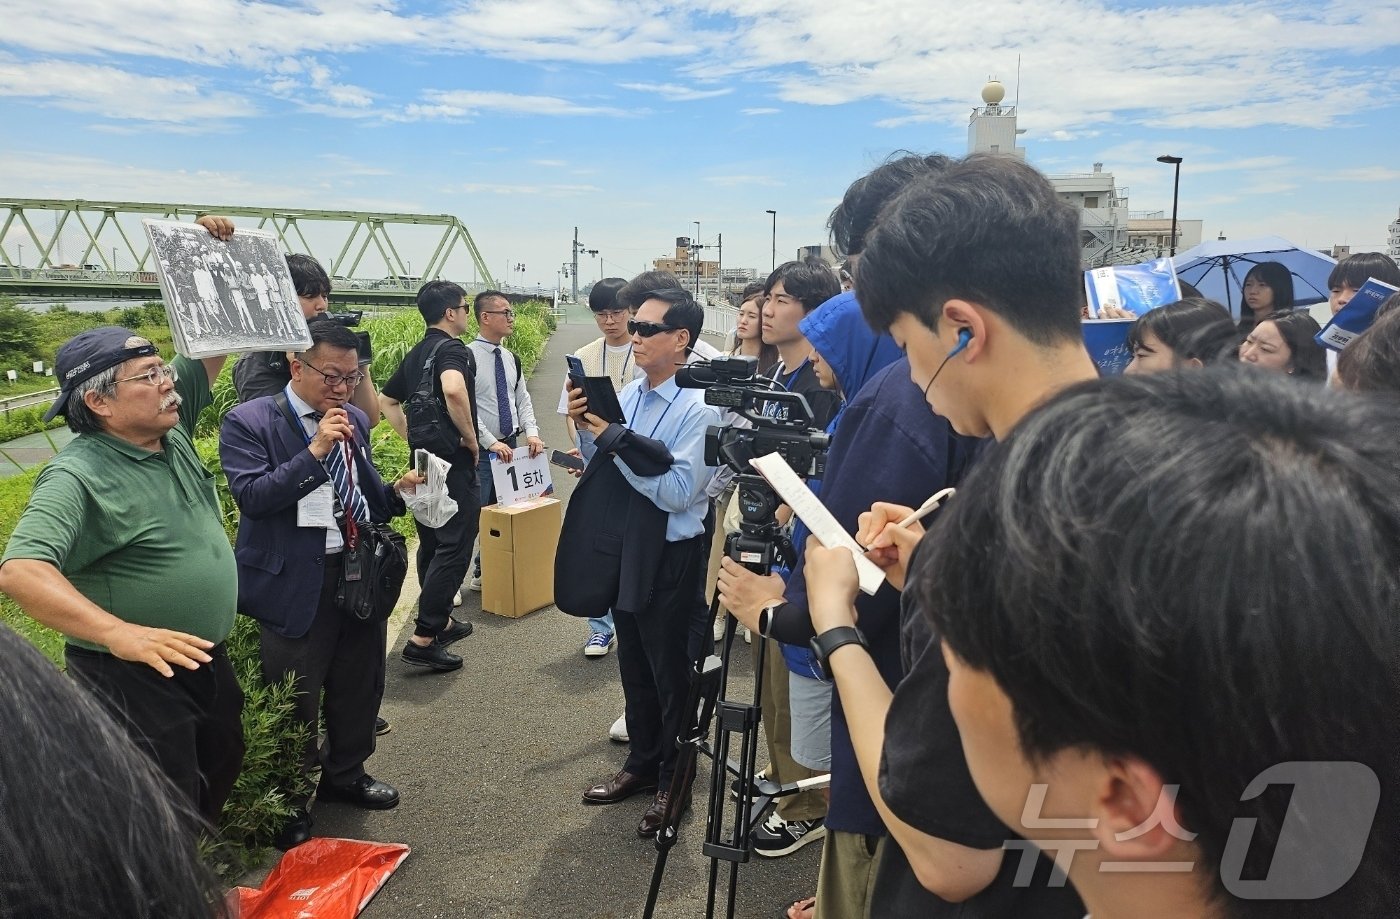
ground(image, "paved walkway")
xmin=309 ymin=311 xmax=817 ymax=917
xmin=0 ymin=427 xmax=74 ymax=477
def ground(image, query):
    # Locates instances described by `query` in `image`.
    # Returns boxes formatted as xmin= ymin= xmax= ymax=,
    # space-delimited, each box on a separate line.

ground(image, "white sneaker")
xmin=741 ymin=625 xmax=752 ymax=644
xmin=452 ymin=591 xmax=463 ymax=607
xmin=609 ymin=714 xmax=629 ymax=743
xmin=712 ymin=617 xmax=726 ymax=641
xmin=468 ymin=575 xmax=482 ymax=591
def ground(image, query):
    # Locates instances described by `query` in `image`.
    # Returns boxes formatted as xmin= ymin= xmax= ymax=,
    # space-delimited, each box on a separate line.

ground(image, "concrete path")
xmin=0 ymin=427 xmax=74 ymax=477
xmin=311 ymin=308 xmax=818 ymax=918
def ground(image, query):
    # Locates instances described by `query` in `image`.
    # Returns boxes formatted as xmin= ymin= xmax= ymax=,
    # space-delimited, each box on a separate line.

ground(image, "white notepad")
xmin=749 ymin=453 xmax=886 ymax=595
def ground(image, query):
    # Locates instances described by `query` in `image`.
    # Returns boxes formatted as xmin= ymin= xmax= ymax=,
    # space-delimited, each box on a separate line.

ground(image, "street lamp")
xmin=1156 ymin=155 xmax=1183 ymax=257
xmin=693 ymin=221 xmax=701 ymax=296
xmin=765 ymin=210 xmax=776 ymax=270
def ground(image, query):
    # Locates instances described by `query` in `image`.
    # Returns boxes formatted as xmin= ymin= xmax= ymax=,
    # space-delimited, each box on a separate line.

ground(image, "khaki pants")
xmin=757 ymin=636 xmax=826 ymax=822
xmin=813 ymin=830 xmax=886 ymax=919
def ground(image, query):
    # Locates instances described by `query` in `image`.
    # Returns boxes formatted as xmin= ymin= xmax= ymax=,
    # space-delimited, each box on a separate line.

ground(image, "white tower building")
xmin=1388 ymin=207 xmax=1400 ymax=260
xmin=967 ymin=79 xmax=1026 ymax=159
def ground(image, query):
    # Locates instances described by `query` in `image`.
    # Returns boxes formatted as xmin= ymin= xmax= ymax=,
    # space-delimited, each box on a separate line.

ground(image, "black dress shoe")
xmin=317 ymin=774 xmax=400 ymax=810
xmin=582 ymin=769 xmax=658 ymax=805
xmin=638 ymin=789 xmax=691 ymax=838
xmin=439 ymin=617 xmax=474 ymax=645
xmin=375 ymin=716 xmax=391 ymax=736
xmin=273 ymin=808 xmax=313 ymax=850
xmin=402 ymin=639 xmax=463 ymax=672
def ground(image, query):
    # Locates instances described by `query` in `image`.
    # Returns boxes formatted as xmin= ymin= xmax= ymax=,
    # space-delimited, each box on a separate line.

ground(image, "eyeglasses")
xmin=628 ymin=319 xmax=678 ymax=338
xmin=482 ymin=309 xmax=515 ymax=319
xmin=594 ymin=309 xmax=628 ymax=321
xmin=115 ymin=363 xmax=178 ymax=387
xmin=297 ymin=357 xmax=365 ymax=389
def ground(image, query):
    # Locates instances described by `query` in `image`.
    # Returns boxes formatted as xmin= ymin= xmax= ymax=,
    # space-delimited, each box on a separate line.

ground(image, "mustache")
xmin=159 ymin=391 xmax=183 ymax=412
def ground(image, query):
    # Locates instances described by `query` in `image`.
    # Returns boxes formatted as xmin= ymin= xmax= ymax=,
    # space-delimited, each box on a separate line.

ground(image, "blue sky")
xmin=1 ymin=0 xmax=1398 ymax=289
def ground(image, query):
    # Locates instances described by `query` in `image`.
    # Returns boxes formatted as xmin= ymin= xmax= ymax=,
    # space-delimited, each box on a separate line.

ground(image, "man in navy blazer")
xmin=220 ymin=319 xmax=425 ymax=849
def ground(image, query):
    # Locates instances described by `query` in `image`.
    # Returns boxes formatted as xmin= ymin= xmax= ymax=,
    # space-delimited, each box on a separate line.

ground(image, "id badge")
xmin=343 ymin=548 xmax=364 ymax=582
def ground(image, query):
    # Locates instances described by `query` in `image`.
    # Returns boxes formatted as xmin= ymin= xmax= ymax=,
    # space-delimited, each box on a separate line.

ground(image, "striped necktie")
xmin=310 ymin=413 xmax=369 ymax=524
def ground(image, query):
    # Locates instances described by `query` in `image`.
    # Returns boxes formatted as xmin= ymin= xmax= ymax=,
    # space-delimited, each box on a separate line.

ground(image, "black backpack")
xmin=404 ymin=338 xmax=472 ymax=458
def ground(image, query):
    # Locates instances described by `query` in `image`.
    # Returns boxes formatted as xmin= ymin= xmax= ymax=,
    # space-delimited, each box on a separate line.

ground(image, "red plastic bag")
xmin=228 ymin=837 xmax=410 ymax=919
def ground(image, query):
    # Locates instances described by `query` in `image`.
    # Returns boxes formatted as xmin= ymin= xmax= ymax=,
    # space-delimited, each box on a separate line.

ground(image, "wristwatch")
xmin=809 ymin=626 xmax=869 ymax=681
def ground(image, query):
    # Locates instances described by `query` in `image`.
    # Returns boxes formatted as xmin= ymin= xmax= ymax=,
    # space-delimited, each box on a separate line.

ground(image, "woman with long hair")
xmin=1237 ymin=260 xmax=1295 ymax=335
xmin=728 ymin=282 xmax=779 ymax=375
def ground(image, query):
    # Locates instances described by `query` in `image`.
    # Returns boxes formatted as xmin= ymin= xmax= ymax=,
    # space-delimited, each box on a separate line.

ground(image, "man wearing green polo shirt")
xmin=0 ymin=317 xmax=245 ymax=827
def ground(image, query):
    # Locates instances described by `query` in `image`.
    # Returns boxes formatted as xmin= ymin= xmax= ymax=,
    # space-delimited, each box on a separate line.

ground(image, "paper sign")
xmin=1315 ymin=278 xmax=1400 ymax=351
xmin=490 ymin=446 xmax=555 ymax=507
xmin=5 ymin=370 xmax=16 ymax=381
xmin=1084 ymin=258 xmax=1181 ymax=318
xmin=748 ymin=453 xmax=885 ymax=595
xmin=31 ymin=361 xmax=43 ymax=373
xmin=1083 ymin=319 xmax=1136 ymax=376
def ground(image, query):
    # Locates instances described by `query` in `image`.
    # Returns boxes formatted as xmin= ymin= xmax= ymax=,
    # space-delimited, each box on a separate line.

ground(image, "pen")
xmin=859 ymin=487 xmax=956 ymax=552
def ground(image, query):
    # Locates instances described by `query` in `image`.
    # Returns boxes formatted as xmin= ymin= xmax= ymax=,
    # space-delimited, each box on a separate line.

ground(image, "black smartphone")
xmin=549 ymin=449 xmax=585 ymax=472
xmin=355 ymin=330 xmax=373 ymax=366
xmin=414 ymin=448 xmax=429 ymax=477
xmin=565 ymin=354 xmax=585 ymax=392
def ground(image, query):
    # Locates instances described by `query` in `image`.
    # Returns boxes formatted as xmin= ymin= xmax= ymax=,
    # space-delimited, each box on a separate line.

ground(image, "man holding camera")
xmin=232 ymin=252 xmax=380 ymax=421
xmin=570 ymin=287 xmax=721 ymax=837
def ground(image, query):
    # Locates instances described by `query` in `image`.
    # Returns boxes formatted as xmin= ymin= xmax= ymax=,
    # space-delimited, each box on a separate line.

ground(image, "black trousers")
xmin=614 ymin=534 xmax=710 ymax=787
xmin=415 ymin=457 xmax=480 ymax=637
xmin=259 ymin=553 xmax=387 ymax=792
xmin=66 ymin=641 xmax=245 ymax=828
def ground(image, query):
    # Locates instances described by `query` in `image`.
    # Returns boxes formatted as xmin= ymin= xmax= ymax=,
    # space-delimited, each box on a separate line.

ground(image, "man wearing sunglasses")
xmin=465 ymin=290 xmax=544 ymax=593
xmin=0 ymin=316 xmax=245 ymax=833
xmin=569 ymin=286 xmax=722 ymax=838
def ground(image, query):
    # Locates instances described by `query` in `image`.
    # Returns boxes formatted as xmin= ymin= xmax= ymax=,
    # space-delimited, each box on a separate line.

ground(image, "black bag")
xmin=404 ymin=338 xmax=469 ymax=458
xmin=336 ymin=520 xmax=408 ymax=623
xmin=270 ymin=393 xmax=409 ymax=623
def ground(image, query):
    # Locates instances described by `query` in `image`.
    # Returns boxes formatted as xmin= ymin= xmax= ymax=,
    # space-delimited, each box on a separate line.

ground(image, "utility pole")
xmin=571 ymin=227 xmax=580 ymax=306
xmin=717 ymin=233 xmax=723 ymax=301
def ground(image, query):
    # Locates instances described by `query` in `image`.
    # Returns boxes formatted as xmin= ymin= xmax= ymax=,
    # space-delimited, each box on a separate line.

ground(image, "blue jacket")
xmin=777 ymin=293 xmax=904 ymax=678
xmin=220 ymin=394 xmax=405 ymax=639
xmin=783 ymin=349 xmax=980 ymax=835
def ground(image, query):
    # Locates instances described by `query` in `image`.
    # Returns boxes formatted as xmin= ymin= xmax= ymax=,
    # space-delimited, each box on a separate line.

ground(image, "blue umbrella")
xmin=1171 ymin=235 xmax=1338 ymax=317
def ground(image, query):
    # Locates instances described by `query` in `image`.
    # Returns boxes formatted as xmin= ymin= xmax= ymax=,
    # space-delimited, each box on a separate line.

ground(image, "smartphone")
xmin=414 ymin=448 xmax=429 ymax=477
xmin=355 ymin=330 xmax=373 ymax=366
xmin=565 ymin=354 xmax=586 ymax=391
xmin=550 ymin=449 xmax=585 ymax=472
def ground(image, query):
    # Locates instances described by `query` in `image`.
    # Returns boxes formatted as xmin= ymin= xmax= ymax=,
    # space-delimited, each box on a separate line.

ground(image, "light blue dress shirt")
xmin=578 ymin=374 xmax=721 ymax=542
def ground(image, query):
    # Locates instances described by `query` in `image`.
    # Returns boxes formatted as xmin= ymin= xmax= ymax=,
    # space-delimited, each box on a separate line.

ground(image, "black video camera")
xmin=676 ymin=356 xmax=830 ymax=573
xmin=320 ymin=311 xmax=371 ymax=365
xmin=675 ymin=356 xmax=829 ymax=480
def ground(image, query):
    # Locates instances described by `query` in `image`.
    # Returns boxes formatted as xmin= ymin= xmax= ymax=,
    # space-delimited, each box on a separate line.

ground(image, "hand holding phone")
xmin=550 ymin=448 xmax=585 ymax=472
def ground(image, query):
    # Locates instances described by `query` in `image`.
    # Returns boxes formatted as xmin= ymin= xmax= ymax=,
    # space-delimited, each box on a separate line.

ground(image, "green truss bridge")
xmin=0 ymin=198 xmax=497 ymax=307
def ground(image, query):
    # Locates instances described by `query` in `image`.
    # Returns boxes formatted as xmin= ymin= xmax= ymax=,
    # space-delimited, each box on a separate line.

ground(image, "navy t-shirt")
xmin=382 ymin=328 xmax=478 ymax=465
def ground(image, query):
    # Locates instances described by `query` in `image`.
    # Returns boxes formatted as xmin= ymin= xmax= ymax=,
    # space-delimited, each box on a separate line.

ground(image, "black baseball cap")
xmin=44 ymin=326 xmax=159 ymax=422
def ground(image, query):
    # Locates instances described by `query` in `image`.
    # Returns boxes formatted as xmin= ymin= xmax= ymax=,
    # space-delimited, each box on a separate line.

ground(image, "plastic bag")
xmin=228 ymin=837 xmax=410 ymax=919
xmin=402 ymin=450 xmax=458 ymax=527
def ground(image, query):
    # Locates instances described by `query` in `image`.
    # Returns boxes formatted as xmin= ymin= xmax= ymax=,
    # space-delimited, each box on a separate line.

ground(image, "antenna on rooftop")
xmin=1015 ymin=54 xmax=1021 ymax=109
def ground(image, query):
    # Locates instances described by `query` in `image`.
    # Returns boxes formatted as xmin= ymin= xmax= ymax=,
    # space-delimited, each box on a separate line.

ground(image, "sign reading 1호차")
xmin=489 ymin=446 xmax=555 ymax=506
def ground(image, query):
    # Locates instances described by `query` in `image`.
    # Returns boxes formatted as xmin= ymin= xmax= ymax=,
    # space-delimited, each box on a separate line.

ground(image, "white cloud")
xmin=741 ymin=107 xmax=779 ymax=115
xmin=704 ymin=175 xmax=784 ymax=188
xmin=0 ymin=54 xmax=256 ymax=125
xmin=266 ymin=57 xmax=376 ymax=114
xmin=396 ymin=90 xmax=631 ymax=121
xmin=618 ymin=81 xmax=732 ymax=101
xmin=1319 ymin=166 xmax=1400 ymax=183
xmin=531 ymin=159 xmax=569 ymax=167
xmin=458 ymin=182 xmax=600 ymax=196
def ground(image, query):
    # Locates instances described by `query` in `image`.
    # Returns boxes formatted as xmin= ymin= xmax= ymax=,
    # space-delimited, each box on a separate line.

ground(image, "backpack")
xmin=404 ymin=338 xmax=472 ymax=458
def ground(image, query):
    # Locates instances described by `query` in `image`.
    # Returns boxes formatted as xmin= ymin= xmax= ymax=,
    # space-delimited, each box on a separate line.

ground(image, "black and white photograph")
xmin=142 ymin=219 xmax=311 ymax=358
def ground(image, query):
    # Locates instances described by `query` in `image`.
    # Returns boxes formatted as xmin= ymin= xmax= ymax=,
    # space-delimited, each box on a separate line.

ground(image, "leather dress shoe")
xmin=582 ymin=769 xmax=658 ymax=806
xmin=402 ymin=638 xmax=463 ymax=672
xmin=317 ymin=774 xmax=400 ymax=810
xmin=638 ymin=789 xmax=691 ymax=838
xmin=439 ymin=617 xmax=474 ymax=645
xmin=273 ymin=808 xmax=313 ymax=851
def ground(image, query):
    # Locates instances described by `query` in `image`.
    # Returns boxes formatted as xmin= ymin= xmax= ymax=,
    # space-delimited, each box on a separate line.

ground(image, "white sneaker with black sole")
xmin=751 ymin=811 xmax=825 ymax=857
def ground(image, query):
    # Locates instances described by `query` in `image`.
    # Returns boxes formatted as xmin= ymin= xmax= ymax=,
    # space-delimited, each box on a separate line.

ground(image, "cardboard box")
xmin=479 ymin=497 xmax=561 ymax=618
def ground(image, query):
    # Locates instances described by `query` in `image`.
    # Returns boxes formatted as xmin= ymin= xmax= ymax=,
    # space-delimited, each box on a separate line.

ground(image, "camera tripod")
xmin=642 ymin=491 xmax=829 ymax=919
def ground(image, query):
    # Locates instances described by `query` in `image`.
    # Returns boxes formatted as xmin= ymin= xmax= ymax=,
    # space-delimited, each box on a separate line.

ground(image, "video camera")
xmin=320 ymin=311 xmax=372 ymax=365
xmin=676 ymin=355 xmax=830 ymax=573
